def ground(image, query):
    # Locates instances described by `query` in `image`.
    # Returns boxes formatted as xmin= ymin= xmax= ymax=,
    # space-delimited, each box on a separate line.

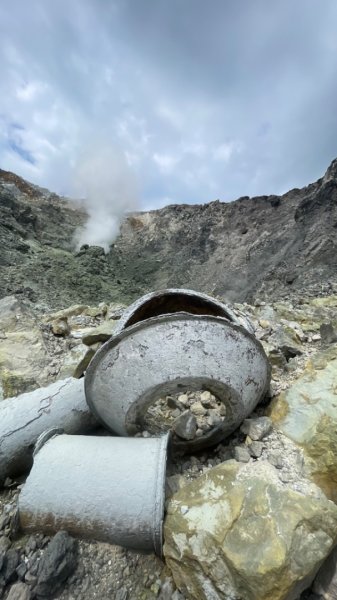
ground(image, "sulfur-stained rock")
xmin=106 ymin=303 xmax=126 ymax=320
xmin=73 ymin=344 xmax=100 ymax=378
xmin=81 ymin=321 xmax=117 ymax=345
xmin=0 ymin=296 xmax=48 ymax=397
xmin=0 ymin=369 xmax=38 ymax=399
xmin=269 ymin=345 xmax=337 ymax=501
xmin=85 ymin=303 xmax=108 ymax=318
xmin=57 ymin=343 xmax=89 ymax=379
xmin=51 ymin=317 xmax=70 ymax=336
xmin=240 ymin=417 xmax=272 ymax=440
xmin=267 ymin=324 xmax=303 ymax=360
xmin=273 ymin=297 xmax=337 ymax=333
xmin=43 ymin=305 xmax=89 ymax=322
xmin=164 ymin=461 xmax=337 ymax=600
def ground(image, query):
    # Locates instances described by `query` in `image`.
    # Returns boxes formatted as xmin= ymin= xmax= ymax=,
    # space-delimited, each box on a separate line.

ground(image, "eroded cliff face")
xmin=116 ymin=159 xmax=337 ymax=303
xmin=1 ymin=159 xmax=337 ymax=310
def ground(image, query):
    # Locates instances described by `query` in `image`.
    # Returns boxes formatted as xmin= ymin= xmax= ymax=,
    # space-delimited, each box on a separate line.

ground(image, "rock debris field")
xmin=1 ymin=292 xmax=337 ymax=599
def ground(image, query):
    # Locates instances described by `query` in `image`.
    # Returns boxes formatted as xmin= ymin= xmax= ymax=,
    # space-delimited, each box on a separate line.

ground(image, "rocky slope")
xmin=1 ymin=160 xmax=337 ymax=310
xmin=1 ymin=293 xmax=337 ymax=599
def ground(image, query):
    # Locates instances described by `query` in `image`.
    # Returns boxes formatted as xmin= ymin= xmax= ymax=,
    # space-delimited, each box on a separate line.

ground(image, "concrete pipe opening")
xmin=132 ymin=377 xmax=235 ymax=449
xmin=115 ymin=289 xmax=254 ymax=335
xmin=85 ymin=313 xmax=270 ymax=452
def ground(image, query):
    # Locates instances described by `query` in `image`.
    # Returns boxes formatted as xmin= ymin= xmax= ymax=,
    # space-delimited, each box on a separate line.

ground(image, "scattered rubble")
xmin=34 ymin=532 xmax=78 ymax=599
xmin=143 ymin=391 xmax=226 ymax=441
xmin=1 ymin=291 xmax=337 ymax=598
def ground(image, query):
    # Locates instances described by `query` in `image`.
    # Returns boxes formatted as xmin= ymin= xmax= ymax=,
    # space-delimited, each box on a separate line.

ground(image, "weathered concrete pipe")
xmin=114 ymin=288 xmax=254 ymax=335
xmin=0 ymin=378 xmax=97 ymax=486
xmin=85 ymin=313 xmax=271 ymax=452
xmin=19 ymin=433 xmax=170 ymax=555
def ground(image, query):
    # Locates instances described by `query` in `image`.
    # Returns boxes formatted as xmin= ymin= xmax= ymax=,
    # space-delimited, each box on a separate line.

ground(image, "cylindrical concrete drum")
xmin=85 ymin=313 xmax=270 ymax=452
xmin=0 ymin=378 xmax=96 ymax=486
xmin=114 ymin=288 xmax=254 ymax=335
xmin=19 ymin=433 xmax=170 ymax=555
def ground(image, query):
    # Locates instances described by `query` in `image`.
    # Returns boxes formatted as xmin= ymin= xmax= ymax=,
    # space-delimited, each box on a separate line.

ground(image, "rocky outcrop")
xmin=269 ymin=343 xmax=337 ymax=502
xmin=0 ymin=296 xmax=49 ymax=399
xmin=164 ymin=460 xmax=337 ymax=600
xmin=1 ymin=159 xmax=337 ymax=310
xmin=0 ymin=295 xmax=125 ymax=398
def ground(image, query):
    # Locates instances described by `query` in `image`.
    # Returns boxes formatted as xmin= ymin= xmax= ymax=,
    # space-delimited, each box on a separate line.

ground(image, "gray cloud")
xmin=1 ymin=0 xmax=337 ymax=208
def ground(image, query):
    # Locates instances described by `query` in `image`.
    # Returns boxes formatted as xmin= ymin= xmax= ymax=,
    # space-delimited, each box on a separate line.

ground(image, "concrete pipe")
xmin=19 ymin=433 xmax=170 ymax=555
xmin=85 ymin=313 xmax=270 ymax=452
xmin=114 ymin=288 xmax=254 ymax=335
xmin=0 ymin=378 xmax=97 ymax=486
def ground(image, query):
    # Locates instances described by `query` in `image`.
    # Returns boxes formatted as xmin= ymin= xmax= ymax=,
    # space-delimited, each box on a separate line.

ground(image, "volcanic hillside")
xmin=0 ymin=160 xmax=337 ymax=310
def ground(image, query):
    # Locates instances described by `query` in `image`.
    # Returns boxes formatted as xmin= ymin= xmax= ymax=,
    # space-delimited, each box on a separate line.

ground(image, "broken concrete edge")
xmin=153 ymin=432 xmax=171 ymax=556
xmin=114 ymin=288 xmax=255 ymax=336
xmin=85 ymin=312 xmax=271 ymax=451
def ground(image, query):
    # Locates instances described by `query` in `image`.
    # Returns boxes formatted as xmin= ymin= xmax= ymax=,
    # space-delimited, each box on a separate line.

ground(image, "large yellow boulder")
xmin=164 ymin=461 xmax=337 ymax=600
xmin=0 ymin=296 xmax=48 ymax=398
xmin=269 ymin=345 xmax=337 ymax=501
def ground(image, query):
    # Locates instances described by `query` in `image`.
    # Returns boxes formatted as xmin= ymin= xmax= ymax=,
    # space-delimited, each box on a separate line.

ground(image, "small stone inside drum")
xmin=139 ymin=390 xmax=226 ymax=441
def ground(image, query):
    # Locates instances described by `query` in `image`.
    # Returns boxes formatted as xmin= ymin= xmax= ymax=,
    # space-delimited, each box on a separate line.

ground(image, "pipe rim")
xmin=85 ymin=313 xmax=270 ymax=451
xmin=114 ymin=288 xmax=254 ymax=335
xmin=153 ymin=432 xmax=170 ymax=556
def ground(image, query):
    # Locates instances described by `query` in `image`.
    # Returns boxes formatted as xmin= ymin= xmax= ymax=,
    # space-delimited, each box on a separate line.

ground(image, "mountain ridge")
xmin=0 ymin=160 xmax=336 ymax=309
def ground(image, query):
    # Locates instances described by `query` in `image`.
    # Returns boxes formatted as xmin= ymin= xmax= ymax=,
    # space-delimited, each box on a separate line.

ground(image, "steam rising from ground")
xmin=73 ymin=145 xmax=138 ymax=253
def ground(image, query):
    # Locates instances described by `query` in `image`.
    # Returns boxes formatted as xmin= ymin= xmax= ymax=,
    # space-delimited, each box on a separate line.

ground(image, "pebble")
xmin=173 ymin=411 xmax=197 ymax=440
xmin=234 ymin=446 xmax=251 ymax=463
xmin=199 ymin=391 xmax=214 ymax=407
xmin=248 ymin=441 xmax=264 ymax=458
xmin=189 ymin=401 xmax=207 ymax=416
xmin=3 ymin=549 xmax=20 ymax=584
xmin=267 ymin=452 xmax=284 ymax=469
xmin=158 ymin=579 xmax=175 ymax=600
xmin=240 ymin=417 xmax=273 ymax=441
xmin=34 ymin=531 xmax=78 ymax=598
xmin=167 ymin=397 xmax=183 ymax=410
xmin=6 ymin=582 xmax=32 ymax=600
xmin=178 ymin=394 xmax=189 ymax=405
xmin=320 ymin=322 xmax=337 ymax=344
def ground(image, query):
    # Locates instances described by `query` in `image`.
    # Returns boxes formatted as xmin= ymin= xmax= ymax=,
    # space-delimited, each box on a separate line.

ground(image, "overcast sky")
xmin=1 ymin=0 xmax=337 ymax=209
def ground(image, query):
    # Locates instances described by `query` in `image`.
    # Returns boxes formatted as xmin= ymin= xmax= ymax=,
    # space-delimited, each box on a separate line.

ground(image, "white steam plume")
xmin=73 ymin=144 xmax=138 ymax=253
